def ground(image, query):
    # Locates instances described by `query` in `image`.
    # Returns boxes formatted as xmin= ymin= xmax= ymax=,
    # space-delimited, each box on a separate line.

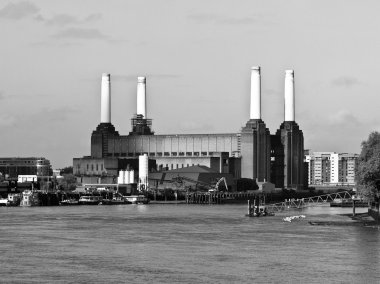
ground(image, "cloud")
xmin=84 ymin=13 xmax=102 ymax=22
xmin=188 ymin=13 xmax=267 ymax=25
xmin=301 ymin=110 xmax=368 ymax=154
xmin=45 ymin=107 xmax=78 ymax=122
xmin=0 ymin=114 xmax=16 ymax=127
xmin=327 ymin=110 xmax=361 ymax=127
xmin=45 ymin=14 xmax=79 ymax=26
xmin=112 ymin=74 xmax=181 ymax=82
xmin=51 ymin=28 xmax=107 ymax=40
xmin=0 ymin=107 xmax=78 ymax=129
xmin=34 ymin=14 xmax=44 ymax=22
xmin=107 ymin=38 xmax=129 ymax=45
xmin=149 ymin=74 xmax=181 ymax=79
xmin=331 ymin=76 xmax=361 ymax=88
xmin=0 ymin=1 xmax=39 ymax=20
xmin=264 ymin=88 xmax=280 ymax=97
xmin=41 ymin=13 xmax=102 ymax=26
xmin=111 ymin=75 xmax=137 ymax=82
xmin=0 ymin=91 xmax=4 ymax=100
xmin=177 ymin=121 xmax=215 ymax=133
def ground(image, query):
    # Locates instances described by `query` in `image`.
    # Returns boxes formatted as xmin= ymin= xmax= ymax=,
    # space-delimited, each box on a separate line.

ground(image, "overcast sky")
xmin=1 ymin=0 xmax=379 ymax=168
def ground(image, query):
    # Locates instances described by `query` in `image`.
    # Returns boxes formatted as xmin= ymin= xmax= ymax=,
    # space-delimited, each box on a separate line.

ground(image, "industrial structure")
xmin=73 ymin=67 xmax=306 ymax=190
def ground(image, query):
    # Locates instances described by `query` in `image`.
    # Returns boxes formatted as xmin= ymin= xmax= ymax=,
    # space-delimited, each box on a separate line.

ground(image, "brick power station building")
xmin=73 ymin=67 xmax=305 ymax=190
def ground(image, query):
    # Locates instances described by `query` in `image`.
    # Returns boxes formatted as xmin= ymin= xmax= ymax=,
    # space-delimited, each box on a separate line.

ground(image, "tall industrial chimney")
xmin=250 ymin=66 xmax=261 ymax=120
xmin=137 ymin=77 xmax=146 ymax=118
xmin=284 ymin=70 xmax=295 ymax=122
xmin=100 ymin=73 xmax=111 ymax=123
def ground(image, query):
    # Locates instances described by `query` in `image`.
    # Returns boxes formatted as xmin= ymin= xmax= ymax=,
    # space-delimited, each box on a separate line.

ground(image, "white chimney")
xmin=250 ymin=66 xmax=261 ymax=120
xmin=100 ymin=73 xmax=111 ymax=123
xmin=284 ymin=70 xmax=295 ymax=122
xmin=137 ymin=77 xmax=146 ymax=118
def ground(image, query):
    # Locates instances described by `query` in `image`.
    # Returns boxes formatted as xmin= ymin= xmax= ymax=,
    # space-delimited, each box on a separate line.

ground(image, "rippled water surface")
xmin=0 ymin=204 xmax=379 ymax=283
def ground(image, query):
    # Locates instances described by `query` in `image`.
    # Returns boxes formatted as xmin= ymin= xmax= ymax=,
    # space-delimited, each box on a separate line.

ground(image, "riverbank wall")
xmin=368 ymin=208 xmax=380 ymax=222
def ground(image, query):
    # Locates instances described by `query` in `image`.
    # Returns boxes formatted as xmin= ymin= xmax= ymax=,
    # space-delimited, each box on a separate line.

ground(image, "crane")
xmin=209 ymin=177 xmax=228 ymax=192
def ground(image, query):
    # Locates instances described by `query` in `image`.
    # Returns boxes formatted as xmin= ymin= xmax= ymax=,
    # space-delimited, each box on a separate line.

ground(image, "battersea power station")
xmin=73 ymin=67 xmax=305 ymax=191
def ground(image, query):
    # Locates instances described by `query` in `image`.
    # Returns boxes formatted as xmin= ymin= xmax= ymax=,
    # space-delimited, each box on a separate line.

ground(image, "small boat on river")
xmin=124 ymin=195 xmax=149 ymax=204
xmin=246 ymin=205 xmax=275 ymax=217
xmin=20 ymin=190 xmax=40 ymax=207
xmin=7 ymin=193 xmax=21 ymax=206
xmin=101 ymin=196 xmax=131 ymax=205
xmin=78 ymin=195 xmax=102 ymax=205
xmin=60 ymin=198 xmax=79 ymax=206
xmin=0 ymin=198 xmax=8 ymax=206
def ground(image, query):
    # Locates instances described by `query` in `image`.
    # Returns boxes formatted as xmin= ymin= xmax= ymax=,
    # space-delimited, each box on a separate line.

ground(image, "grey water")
xmin=0 ymin=204 xmax=379 ymax=284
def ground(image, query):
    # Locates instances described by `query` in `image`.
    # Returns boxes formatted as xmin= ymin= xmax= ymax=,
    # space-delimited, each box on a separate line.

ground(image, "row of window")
xmin=107 ymin=152 xmax=219 ymax=157
xmin=85 ymin=164 xmax=104 ymax=172
xmin=158 ymin=163 xmax=199 ymax=170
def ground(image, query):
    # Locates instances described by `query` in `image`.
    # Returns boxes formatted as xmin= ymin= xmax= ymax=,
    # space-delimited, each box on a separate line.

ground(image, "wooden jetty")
xmin=185 ymin=191 xmax=266 ymax=204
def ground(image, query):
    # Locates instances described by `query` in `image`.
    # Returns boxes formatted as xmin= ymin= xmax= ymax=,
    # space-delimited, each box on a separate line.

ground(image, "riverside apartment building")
xmin=305 ymin=152 xmax=358 ymax=186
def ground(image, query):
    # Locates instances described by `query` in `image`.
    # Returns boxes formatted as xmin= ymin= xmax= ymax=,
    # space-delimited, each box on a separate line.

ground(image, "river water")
xmin=0 ymin=204 xmax=379 ymax=283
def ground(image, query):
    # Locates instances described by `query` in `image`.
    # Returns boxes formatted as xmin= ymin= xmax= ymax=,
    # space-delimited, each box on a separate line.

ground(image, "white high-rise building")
xmin=305 ymin=152 xmax=358 ymax=186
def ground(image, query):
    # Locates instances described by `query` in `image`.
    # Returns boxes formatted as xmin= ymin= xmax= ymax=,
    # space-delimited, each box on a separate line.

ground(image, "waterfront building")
xmin=17 ymin=175 xmax=38 ymax=183
xmin=305 ymin=152 xmax=358 ymax=186
xmin=338 ymin=153 xmax=358 ymax=184
xmin=73 ymin=68 xmax=306 ymax=190
xmin=0 ymin=157 xmax=52 ymax=179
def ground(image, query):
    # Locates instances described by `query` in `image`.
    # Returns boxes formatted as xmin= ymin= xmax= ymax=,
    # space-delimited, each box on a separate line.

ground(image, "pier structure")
xmin=265 ymin=191 xmax=353 ymax=213
xmin=185 ymin=191 xmax=267 ymax=204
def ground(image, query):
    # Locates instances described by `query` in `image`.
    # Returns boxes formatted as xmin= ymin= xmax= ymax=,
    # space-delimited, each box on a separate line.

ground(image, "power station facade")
xmin=73 ymin=67 xmax=305 ymax=190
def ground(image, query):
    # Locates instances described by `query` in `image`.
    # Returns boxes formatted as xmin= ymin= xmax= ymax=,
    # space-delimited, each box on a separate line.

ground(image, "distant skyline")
xmin=1 ymin=0 xmax=380 ymax=168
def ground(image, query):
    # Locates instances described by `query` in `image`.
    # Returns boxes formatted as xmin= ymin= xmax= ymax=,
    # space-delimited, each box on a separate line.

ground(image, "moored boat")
xmin=20 ymin=190 xmax=40 ymax=207
xmin=7 ymin=193 xmax=21 ymax=206
xmin=101 ymin=196 xmax=131 ymax=205
xmin=246 ymin=205 xmax=275 ymax=217
xmin=78 ymin=195 xmax=102 ymax=205
xmin=59 ymin=198 xmax=79 ymax=206
xmin=0 ymin=198 xmax=8 ymax=206
xmin=124 ymin=195 xmax=149 ymax=204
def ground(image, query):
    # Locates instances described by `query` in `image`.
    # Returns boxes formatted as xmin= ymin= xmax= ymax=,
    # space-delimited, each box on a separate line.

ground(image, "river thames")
xmin=0 ymin=204 xmax=379 ymax=283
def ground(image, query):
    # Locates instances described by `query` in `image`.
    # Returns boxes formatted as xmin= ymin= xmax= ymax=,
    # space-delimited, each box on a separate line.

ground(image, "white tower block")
xmin=100 ymin=73 xmax=111 ymax=123
xmin=284 ymin=70 xmax=295 ymax=122
xmin=118 ymin=170 xmax=125 ymax=184
xmin=137 ymin=77 xmax=146 ymax=118
xmin=138 ymin=154 xmax=148 ymax=191
xmin=128 ymin=170 xmax=135 ymax=184
xmin=250 ymin=66 xmax=261 ymax=120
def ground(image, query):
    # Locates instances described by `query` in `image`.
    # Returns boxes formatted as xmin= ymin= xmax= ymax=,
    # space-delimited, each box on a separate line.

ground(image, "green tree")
xmin=60 ymin=166 xmax=73 ymax=175
xmin=236 ymin=178 xmax=259 ymax=191
xmin=356 ymin=131 xmax=380 ymax=199
xmin=58 ymin=174 xmax=77 ymax=191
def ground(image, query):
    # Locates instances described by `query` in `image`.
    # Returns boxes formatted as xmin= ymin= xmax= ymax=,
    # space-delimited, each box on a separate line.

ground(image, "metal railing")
xmin=266 ymin=191 xmax=353 ymax=212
